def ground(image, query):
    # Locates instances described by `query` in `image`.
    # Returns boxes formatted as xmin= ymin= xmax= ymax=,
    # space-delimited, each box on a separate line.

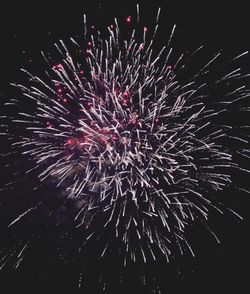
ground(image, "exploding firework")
xmin=0 ymin=4 xmax=250 ymax=292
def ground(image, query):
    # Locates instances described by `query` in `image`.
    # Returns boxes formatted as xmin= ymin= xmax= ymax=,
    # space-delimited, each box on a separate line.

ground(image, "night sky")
xmin=0 ymin=1 xmax=250 ymax=293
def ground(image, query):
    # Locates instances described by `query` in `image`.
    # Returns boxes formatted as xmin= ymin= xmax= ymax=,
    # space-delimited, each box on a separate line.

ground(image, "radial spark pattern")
xmin=1 ymin=6 xmax=250 ymax=272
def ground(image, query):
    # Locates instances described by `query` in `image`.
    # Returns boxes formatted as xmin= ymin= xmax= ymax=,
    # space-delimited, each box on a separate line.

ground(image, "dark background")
xmin=0 ymin=0 xmax=250 ymax=293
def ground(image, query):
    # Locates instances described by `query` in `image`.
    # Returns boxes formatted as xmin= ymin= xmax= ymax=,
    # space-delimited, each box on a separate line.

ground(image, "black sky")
xmin=0 ymin=1 xmax=250 ymax=293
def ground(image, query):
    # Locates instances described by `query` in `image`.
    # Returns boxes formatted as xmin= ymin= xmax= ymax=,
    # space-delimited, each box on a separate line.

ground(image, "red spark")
xmin=126 ymin=16 xmax=132 ymax=24
xmin=121 ymin=91 xmax=130 ymax=106
xmin=121 ymin=98 xmax=129 ymax=106
xmin=123 ymin=91 xmax=129 ymax=98
xmin=46 ymin=122 xmax=52 ymax=128
xmin=139 ymin=43 xmax=145 ymax=51
xmin=86 ymin=102 xmax=93 ymax=108
xmin=54 ymin=64 xmax=63 ymax=70
xmin=112 ymin=134 xmax=119 ymax=141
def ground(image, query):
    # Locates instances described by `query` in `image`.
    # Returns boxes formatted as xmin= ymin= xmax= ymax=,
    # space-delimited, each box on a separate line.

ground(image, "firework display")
xmin=0 ymin=5 xmax=249 ymax=293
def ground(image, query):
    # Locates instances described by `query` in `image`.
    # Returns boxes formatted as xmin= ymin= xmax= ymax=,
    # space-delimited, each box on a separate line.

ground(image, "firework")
xmin=1 ymin=5 xmax=250 ymax=292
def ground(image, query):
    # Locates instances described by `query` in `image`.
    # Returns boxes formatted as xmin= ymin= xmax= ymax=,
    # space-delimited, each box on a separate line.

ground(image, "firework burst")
xmin=1 ymin=5 xmax=250 ymax=292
